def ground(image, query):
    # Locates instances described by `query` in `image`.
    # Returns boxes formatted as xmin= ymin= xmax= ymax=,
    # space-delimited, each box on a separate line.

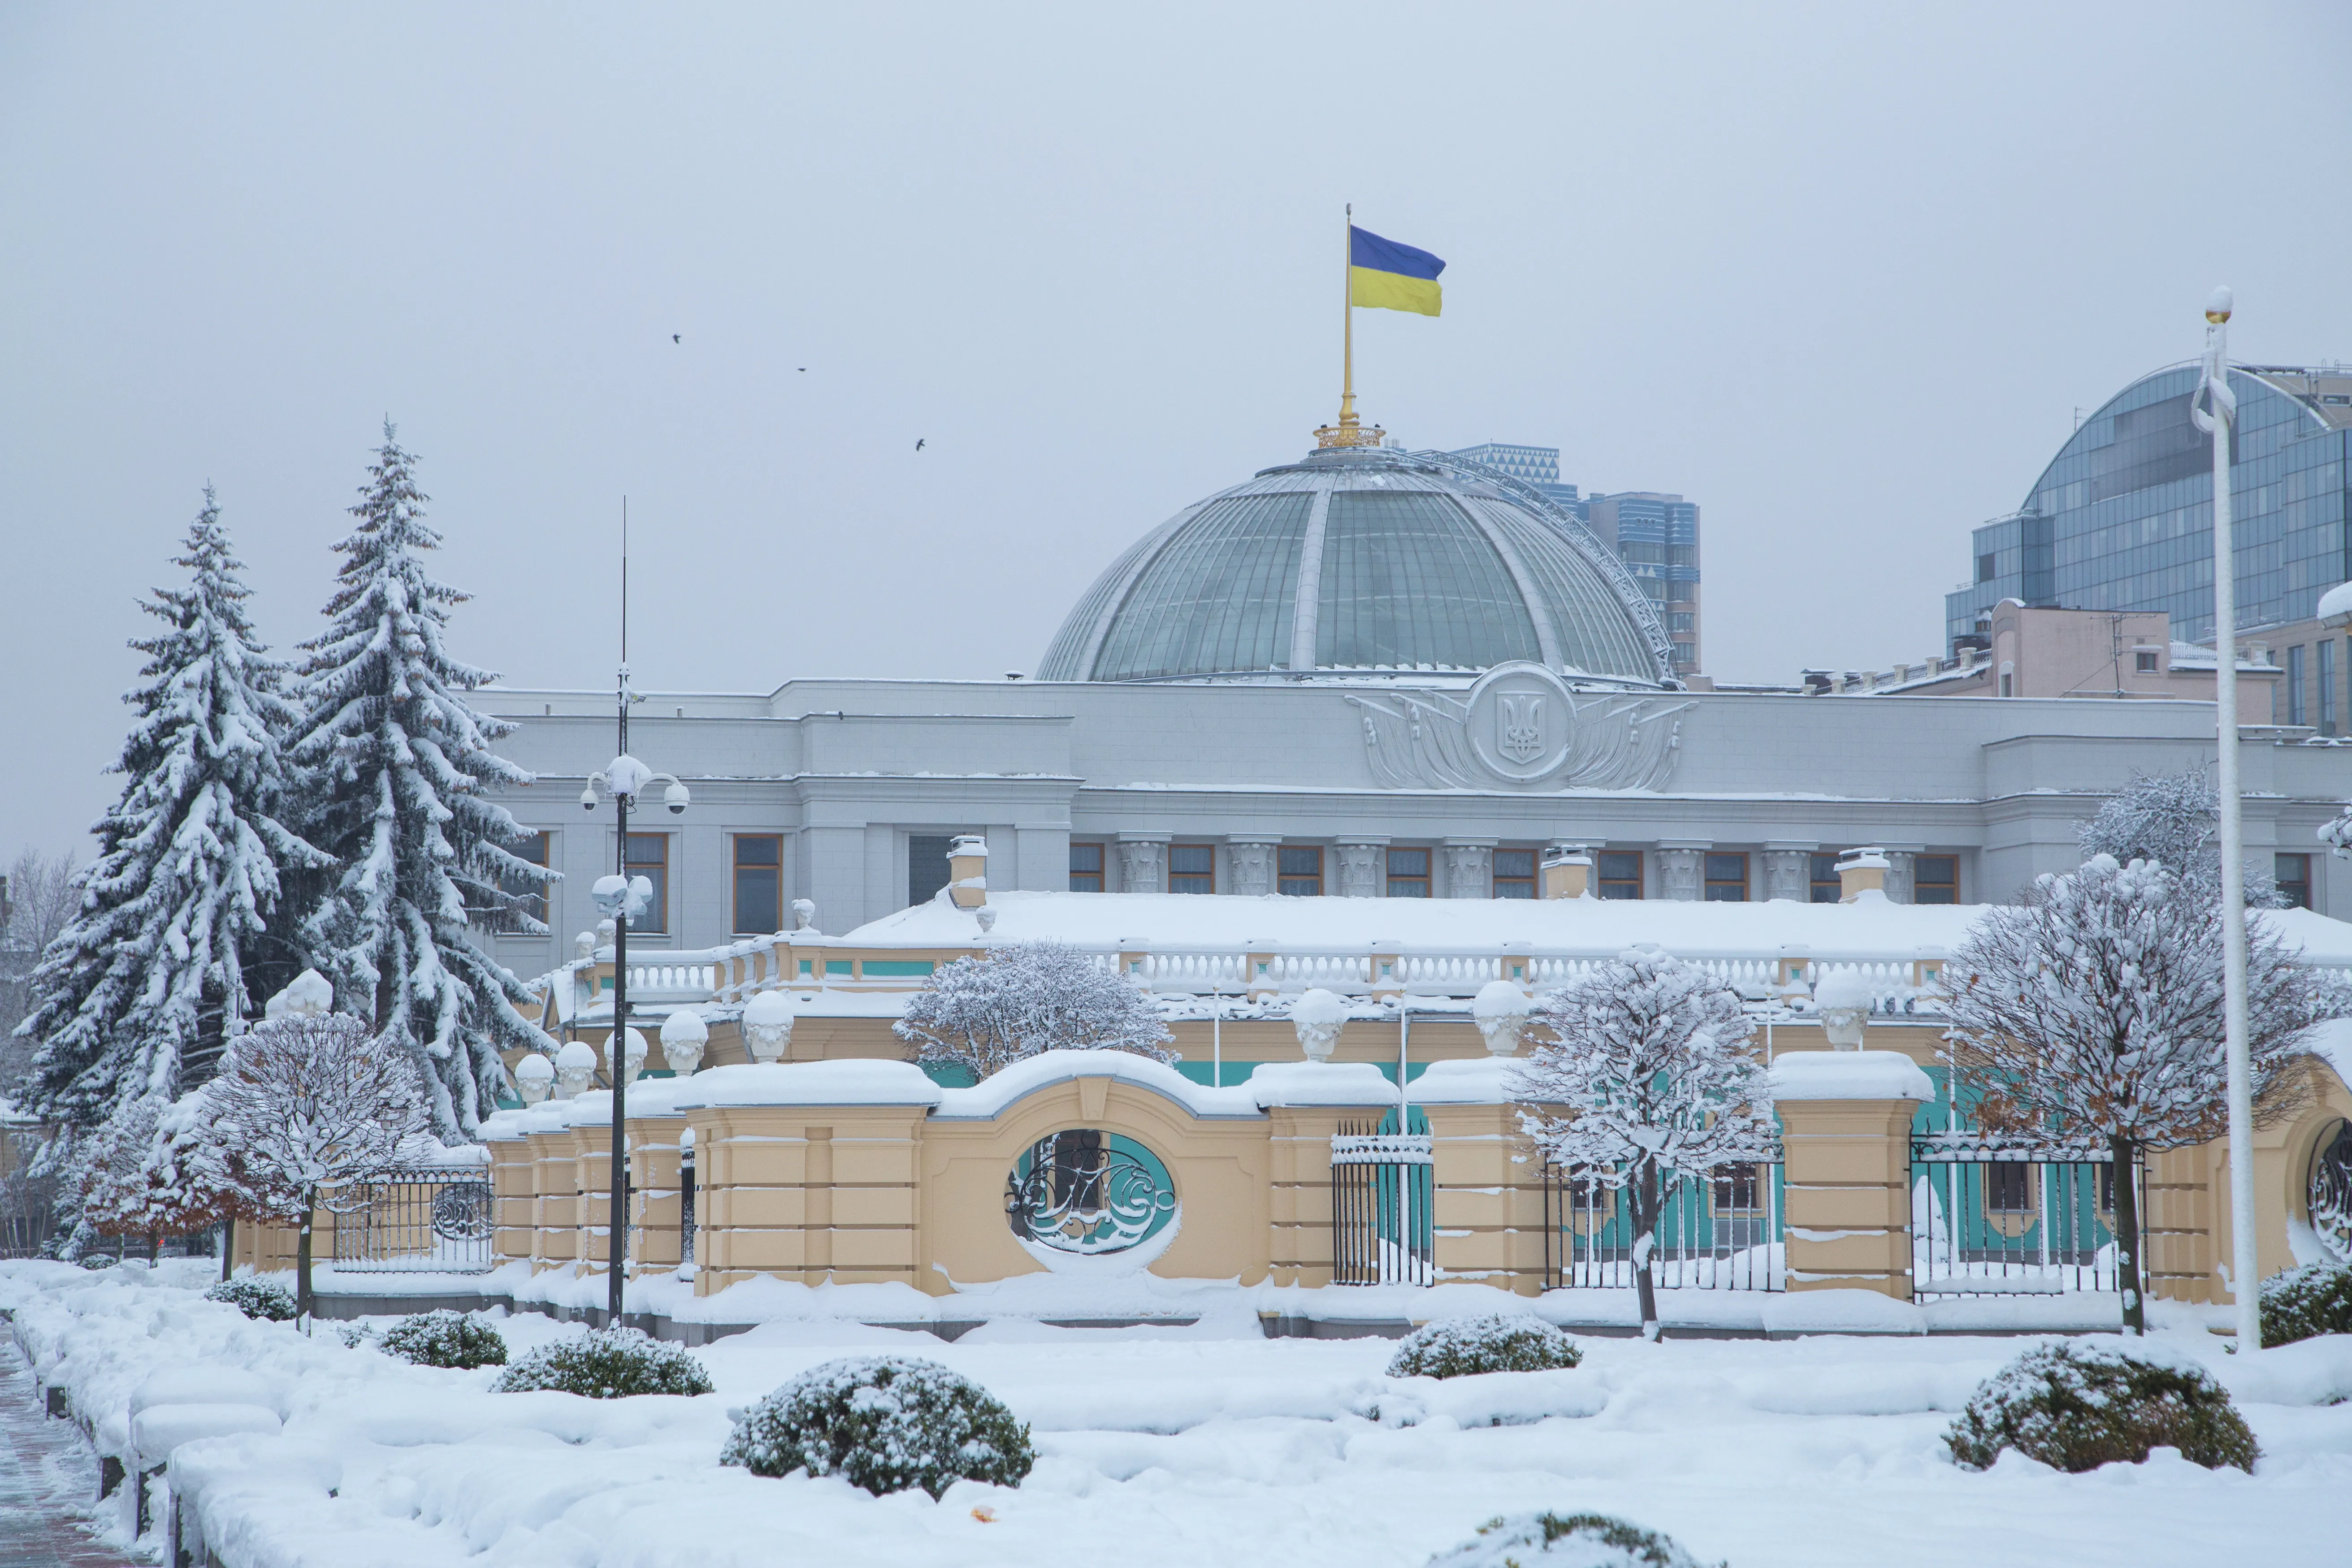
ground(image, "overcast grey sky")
xmin=4 ymin=3 xmax=2349 ymax=860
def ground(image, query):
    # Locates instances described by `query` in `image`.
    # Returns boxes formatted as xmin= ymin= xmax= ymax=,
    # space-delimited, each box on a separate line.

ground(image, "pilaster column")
xmin=1779 ymin=1097 xmax=1915 ymax=1297
xmin=1442 ymin=839 xmax=1496 ymax=899
xmin=1657 ymin=845 xmax=1706 ymax=901
xmin=1228 ymin=839 xmax=1278 ymax=897
xmin=1334 ymin=839 xmax=1386 ymax=899
xmin=1115 ymin=834 xmax=1169 ymax=895
xmin=1760 ymin=846 xmax=1812 ymax=904
xmin=1423 ymin=1101 xmax=1551 ymax=1294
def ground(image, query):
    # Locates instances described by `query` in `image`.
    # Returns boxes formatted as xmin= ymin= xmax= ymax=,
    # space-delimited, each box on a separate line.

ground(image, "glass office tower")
xmin=1946 ymin=364 xmax=2352 ymax=649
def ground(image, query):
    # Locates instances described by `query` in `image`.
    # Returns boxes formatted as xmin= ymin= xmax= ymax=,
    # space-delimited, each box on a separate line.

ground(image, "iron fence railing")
xmin=1541 ymin=1160 xmax=1785 ymax=1291
xmin=1909 ymin=1135 xmax=2141 ymax=1297
xmin=679 ymin=1148 xmax=697 ymax=1267
xmin=328 ymin=1165 xmax=498 ymax=1274
xmin=1331 ymin=1125 xmax=1434 ymax=1285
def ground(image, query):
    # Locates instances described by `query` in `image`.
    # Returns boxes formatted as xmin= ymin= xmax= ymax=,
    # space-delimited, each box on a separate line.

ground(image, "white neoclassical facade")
xmin=475 ymin=442 xmax=2352 ymax=975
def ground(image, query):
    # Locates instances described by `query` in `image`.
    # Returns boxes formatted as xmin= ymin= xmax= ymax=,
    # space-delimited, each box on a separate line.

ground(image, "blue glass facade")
xmin=1947 ymin=365 xmax=2352 ymax=647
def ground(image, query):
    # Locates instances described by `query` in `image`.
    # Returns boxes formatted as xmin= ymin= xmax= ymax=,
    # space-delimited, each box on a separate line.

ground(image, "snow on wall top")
xmin=1767 ymin=1049 xmax=1936 ymax=1101
xmin=838 ymin=888 xmax=2352 ymax=966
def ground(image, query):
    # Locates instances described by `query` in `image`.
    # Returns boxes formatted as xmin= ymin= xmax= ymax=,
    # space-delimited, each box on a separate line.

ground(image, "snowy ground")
xmin=7 ymin=1262 xmax=2351 ymax=1567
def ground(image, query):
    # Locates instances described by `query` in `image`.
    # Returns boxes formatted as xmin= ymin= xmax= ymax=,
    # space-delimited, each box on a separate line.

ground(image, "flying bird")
xmin=915 ymin=438 xmax=926 ymax=452
xmin=672 ymin=334 xmax=681 ymax=343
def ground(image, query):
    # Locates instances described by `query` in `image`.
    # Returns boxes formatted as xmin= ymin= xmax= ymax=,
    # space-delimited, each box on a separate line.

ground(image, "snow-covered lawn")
xmin=8 ymin=1261 xmax=2352 ymax=1567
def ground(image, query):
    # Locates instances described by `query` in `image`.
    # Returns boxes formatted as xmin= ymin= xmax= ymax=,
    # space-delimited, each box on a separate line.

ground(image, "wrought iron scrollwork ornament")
xmin=1005 ymin=1130 xmax=1176 ymax=1255
xmin=430 ymin=1182 xmax=497 ymax=1243
xmin=2310 ymin=1120 xmax=2352 ymax=1264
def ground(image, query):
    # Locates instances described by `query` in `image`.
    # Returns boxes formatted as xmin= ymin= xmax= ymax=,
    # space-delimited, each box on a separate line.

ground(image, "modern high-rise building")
xmin=1945 ymin=362 xmax=2352 ymax=650
xmin=1450 ymin=444 xmax=1702 ymax=676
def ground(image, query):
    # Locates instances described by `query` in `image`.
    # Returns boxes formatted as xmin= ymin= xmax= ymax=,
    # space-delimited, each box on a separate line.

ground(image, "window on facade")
xmin=2289 ymin=644 xmax=2308 ymax=727
xmin=2134 ymin=648 xmax=2160 ymax=674
xmin=1386 ymin=847 xmax=1431 ymax=898
xmin=1069 ymin=842 xmax=1105 ymax=892
xmin=1915 ymin=855 xmax=1959 ymax=904
xmin=1712 ymin=1164 xmax=1762 ymax=1212
xmin=1277 ymin=845 xmax=1322 ymax=897
xmin=2276 ymin=853 xmax=2313 ymax=910
xmin=1667 ymin=613 xmax=1696 ymax=633
xmin=1667 ymin=545 xmax=1697 ymax=567
xmin=1702 ymin=853 xmax=1747 ymax=902
xmin=623 ymin=832 xmax=668 ymax=934
xmin=1999 ymin=667 xmax=2014 ymax=697
xmin=1492 ymin=848 xmax=1536 ymax=899
xmin=732 ymin=835 xmax=781 ymax=934
xmin=473 ymin=831 xmax=550 ymax=933
xmin=1986 ymin=1163 xmax=2035 ymax=1213
xmin=2321 ymin=639 xmax=2338 ymax=738
xmin=1597 ymin=851 xmax=1642 ymax=900
xmin=907 ymin=833 xmax=972 ymax=908
xmin=1977 ymin=553 xmax=1998 ymax=584
xmin=1169 ymin=844 xmax=1215 ymax=894
xmin=1809 ymin=853 xmax=1842 ymax=903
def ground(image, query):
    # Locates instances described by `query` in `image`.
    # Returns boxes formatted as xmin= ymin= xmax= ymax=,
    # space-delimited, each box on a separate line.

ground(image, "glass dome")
xmin=1037 ymin=445 xmax=1674 ymax=686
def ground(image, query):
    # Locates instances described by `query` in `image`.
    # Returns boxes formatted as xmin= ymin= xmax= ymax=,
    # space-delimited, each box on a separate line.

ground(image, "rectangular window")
xmin=1277 ymin=845 xmax=1322 ymax=897
xmin=1597 ymin=850 xmax=1642 ymax=900
xmin=732 ymin=834 xmax=781 ymax=934
xmin=2134 ymin=648 xmax=2160 ymax=674
xmin=1712 ymin=1164 xmax=1762 ymax=1212
xmin=1702 ymin=853 xmax=1747 ymax=902
xmin=1986 ymin=1163 xmax=2035 ymax=1214
xmin=2321 ymin=639 xmax=2338 ymax=738
xmin=1492 ymin=848 xmax=1536 ymax=899
xmin=623 ymin=832 xmax=668 ymax=935
xmin=1386 ymin=846 xmax=1431 ymax=898
xmin=2276 ymin=853 xmax=2312 ymax=910
xmin=1915 ymin=855 xmax=1959 ymax=904
xmin=1169 ymin=844 xmax=1215 ymax=895
xmin=2289 ymin=643 xmax=2307 ymax=727
xmin=1977 ymin=552 xmax=1998 ymax=584
xmin=1069 ymin=841 xmax=1105 ymax=892
xmin=476 ymin=831 xmax=550 ymax=933
xmin=1809 ymin=853 xmax=1842 ymax=903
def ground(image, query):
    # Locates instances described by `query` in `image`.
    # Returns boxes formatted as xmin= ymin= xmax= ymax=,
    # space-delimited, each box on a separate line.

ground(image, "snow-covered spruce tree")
xmin=2079 ymin=767 xmax=2285 ymax=907
xmin=1942 ymin=854 xmax=2331 ymax=1334
xmin=892 ymin=940 xmax=1175 ymax=1080
xmin=290 ymin=428 xmax=553 ymax=1138
xmin=205 ymin=1011 xmax=427 ymax=1326
xmin=1512 ymin=949 xmax=1775 ymax=1341
xmin=16 ymin=492 xmax=323 ymax=1134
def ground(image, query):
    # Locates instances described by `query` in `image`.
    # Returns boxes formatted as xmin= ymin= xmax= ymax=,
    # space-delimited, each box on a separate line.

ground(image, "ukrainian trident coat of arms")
xmin=1498 ymin=693 xmax=1545 ymax=762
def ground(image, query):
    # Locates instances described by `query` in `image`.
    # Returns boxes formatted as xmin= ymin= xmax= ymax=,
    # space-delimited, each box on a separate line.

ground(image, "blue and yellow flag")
xmin=1348 ymin=226 xmax=1444 ymax=317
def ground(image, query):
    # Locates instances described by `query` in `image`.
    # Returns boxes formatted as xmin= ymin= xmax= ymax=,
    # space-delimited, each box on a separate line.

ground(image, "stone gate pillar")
xmin=1770 ymin=1050 xmax=1934 ymax=1298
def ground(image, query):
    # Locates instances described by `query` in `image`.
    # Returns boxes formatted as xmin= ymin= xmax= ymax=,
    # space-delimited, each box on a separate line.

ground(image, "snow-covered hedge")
xmin=1387 ymin=1313 xmax=1582 ymax=1380
xmin=1945 ymin=1342 xmax=2257 ymax=1473
xmin=1425 ymin=1511 xmax=1719 ymax=1567
xmin=493 ymin=1326 xmax=712 ymax=1398
xmin=2261 ymin=1262 xmax=2352 ymax=1347
xmin=719 ymin=1355 xmax=1035 ymax=1499
xmin=205 ymin=1276 xmax=296 ymax=1321
xmin=380 ymin=1310 xmax=508 ymax=1369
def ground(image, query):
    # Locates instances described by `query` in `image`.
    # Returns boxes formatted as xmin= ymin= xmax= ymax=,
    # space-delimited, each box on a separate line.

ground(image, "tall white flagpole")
xmin=2193 ymin=285 xmax=2261 ymax=1350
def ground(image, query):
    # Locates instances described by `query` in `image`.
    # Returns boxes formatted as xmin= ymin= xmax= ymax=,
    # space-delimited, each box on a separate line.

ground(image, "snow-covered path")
xmin=9 ymin=1261 xmax=2352 ymax=1566
xmin=0 ymin=1341 xmax=138 ymax=1568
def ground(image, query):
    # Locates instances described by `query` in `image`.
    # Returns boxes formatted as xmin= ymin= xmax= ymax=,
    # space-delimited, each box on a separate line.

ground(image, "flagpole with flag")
xmin=1318 ymin=212 xmax=1445 ymax=448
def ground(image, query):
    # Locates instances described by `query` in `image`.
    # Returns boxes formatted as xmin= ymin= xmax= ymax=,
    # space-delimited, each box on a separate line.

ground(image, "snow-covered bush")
xmin=893 ymin=940 xmax=1174 ymax=1079
xmin=719 ymin=1355 xmax=1034 ymax=1499
xmin=1387 ymin=1313 xmax=1582 ymax=1379
xmin=2260 ymin=1262 xmax=2352 ymax=1347
xmin=1514 ymin=947 xmax=1774 ymax=1340
xmin=205 ymin=1276 xmax=296 ymax=1321
xmin=1943 ymin=854 xmax=2331 ymax=1333
xmin=1425 ymin=1512 xmax=1719 ymax=1567
xmin=493 ymin=1326 xmax=712 ymax=1398
xmin=1945 ymin=1342 xmax=2257 ymax=1473
xmin=77 ymin=1251 xmax=120 ymax=1270
xmin=380 ymin=1310 xmax=508 ymax=1369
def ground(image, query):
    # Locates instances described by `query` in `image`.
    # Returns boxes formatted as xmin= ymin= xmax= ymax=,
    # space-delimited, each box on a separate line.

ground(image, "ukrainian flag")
xmin=1348 ymin=226 xmax=1445 ymax=317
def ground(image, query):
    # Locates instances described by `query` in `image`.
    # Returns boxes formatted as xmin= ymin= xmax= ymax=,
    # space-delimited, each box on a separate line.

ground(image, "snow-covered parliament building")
xmin=480 ymin=436 xmax=2352 ymax=970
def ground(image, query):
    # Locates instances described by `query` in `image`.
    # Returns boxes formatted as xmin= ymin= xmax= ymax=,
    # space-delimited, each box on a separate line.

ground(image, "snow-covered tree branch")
xmin=1941 ymin=853 xmax=2335 ymax=1332
xmin=1512 ymin=948 xmax=1776 ymax=1341
xmin=893 ymin=941 xmax=1175 ymax=1080
xmin=2079 ymin=768 xmax=2285 ymax=907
